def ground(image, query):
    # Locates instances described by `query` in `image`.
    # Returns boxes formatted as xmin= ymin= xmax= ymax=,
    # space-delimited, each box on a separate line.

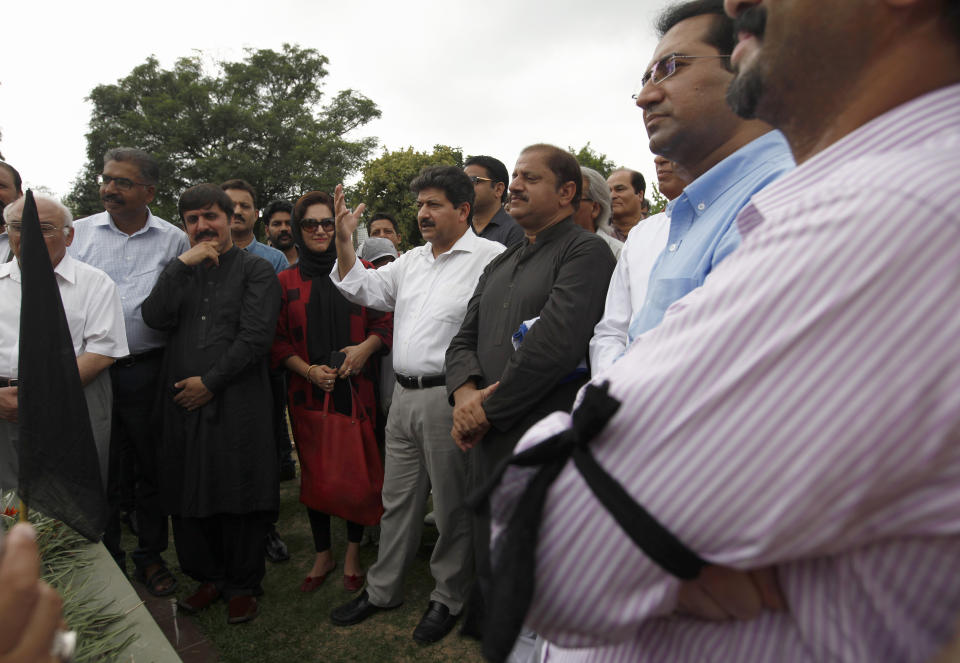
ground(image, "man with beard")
xmin=142 ymin=183 xmax=280 ymax=625
xmin=264 ymin=199 xmax=297 ymax=265
xmin=70 ymin=148 xmax=189 ymax=595
xmin=464 ymin=156 xmax=524 ymax=248
xmin=485 ymin=0 xmax=960 ymax=660
xmin=0 ymin=161 xmax=23 ymax=263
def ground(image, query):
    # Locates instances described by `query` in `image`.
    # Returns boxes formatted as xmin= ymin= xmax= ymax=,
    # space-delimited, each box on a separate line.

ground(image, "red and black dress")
xmin=272 ymin=257 xmax=392 ymax=551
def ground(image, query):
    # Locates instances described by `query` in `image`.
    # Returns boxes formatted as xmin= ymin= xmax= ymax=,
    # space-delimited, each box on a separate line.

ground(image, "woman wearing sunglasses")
xmin=271 ymin=191 xmax=393 ymax=593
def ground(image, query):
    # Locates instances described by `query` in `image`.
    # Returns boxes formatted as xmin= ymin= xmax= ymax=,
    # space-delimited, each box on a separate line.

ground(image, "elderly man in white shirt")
xmin=588 ymin=158 xmax=691 ymax=375
xmin=0 ymin=194 xmax=128 ymax=493
xmin=328 ymin=166 xmax=505 ymax=645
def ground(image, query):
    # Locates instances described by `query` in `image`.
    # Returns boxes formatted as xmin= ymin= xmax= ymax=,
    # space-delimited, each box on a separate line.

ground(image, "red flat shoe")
xmin=343 ymin=573 xmax=365 ymax=592
xmin=300 ymin=562 xmax=337 ymax=593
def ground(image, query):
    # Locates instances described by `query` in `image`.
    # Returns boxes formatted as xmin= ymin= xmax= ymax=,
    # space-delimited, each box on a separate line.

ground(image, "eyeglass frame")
xmin=300 ymin=217 xmax=335 ymax=232
xmin=6 ymin=222 xmax=68 ymax=237
xmin=632 ymin=53 xmax=732 ymax=99
xmin=468 ymin=175 xmax=493 ymax=184
xmin=97 ymin=173 xmax=152 ymax=191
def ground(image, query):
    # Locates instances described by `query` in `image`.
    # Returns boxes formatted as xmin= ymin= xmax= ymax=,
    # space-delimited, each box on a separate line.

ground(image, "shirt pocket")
xmin=431 ymin=285 xmax=475 ymax=325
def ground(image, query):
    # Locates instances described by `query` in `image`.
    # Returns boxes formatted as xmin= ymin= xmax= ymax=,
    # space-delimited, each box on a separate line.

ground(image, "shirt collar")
xmin=669 ymin=130 xmax=790 ymax=219
xmin=0 ymin=252 xmax=76 ymax=284
xmin=91 ymin=207 xmax=161 ymax=237
xmin=431 ymin=227 xmax=481 ymax=258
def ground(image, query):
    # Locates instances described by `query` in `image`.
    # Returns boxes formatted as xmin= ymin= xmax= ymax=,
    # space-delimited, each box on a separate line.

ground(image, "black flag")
xmin=17 ymin=190 xmax=106 ymax=541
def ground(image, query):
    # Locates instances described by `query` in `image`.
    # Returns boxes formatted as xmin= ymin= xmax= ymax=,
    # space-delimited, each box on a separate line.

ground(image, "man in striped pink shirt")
xmin=487 ymin=0 xmax=960 ymax=661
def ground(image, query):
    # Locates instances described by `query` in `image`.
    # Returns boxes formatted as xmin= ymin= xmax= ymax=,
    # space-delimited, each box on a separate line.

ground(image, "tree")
xmin=568 ymin=142 xmax=617 ymax=178
xmin=648 ymin=183 xmax=668 ymax=216
xmin=350 ymin=145 xmax=463 ymax=250
xmin=65 ymin=45 xmax=381 ymax=223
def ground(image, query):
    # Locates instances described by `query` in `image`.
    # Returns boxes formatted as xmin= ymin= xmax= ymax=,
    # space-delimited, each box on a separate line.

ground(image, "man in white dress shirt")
xmin=329 ymin=166 xmax=504 ymax=644
xmin=0 ymin=195 xmax=128 ymax=492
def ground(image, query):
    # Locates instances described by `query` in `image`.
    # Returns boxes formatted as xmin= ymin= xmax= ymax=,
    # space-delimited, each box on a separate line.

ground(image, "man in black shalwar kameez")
xmin=142 ymin=184 xmax=281 ymax=624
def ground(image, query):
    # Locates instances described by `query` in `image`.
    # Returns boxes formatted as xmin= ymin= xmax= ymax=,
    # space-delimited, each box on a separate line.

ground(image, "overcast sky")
xmin=2 ymin=0 xmax=667 ymax=202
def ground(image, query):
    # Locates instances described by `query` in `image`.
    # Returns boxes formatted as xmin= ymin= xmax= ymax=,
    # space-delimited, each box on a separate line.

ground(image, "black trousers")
xmin=307 ymin=508 xmax=363 ymax=552
xmin=172 ymin=511 xmax=272 ymax=599
xmin=104 ymin=355 xmax=168 ymax=570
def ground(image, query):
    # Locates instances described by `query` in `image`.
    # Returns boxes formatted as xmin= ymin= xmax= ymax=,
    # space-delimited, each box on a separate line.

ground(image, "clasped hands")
xmin=305 ymin=344 xmax=373 ymax=393
xmin=173 ymin=376 xmax=214 ymax=411
xmin=451 ymin=381 xmax=499 ymax=451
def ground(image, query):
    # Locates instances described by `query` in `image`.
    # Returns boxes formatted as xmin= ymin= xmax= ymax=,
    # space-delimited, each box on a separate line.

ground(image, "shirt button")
xmin=697 ymin=203 xmax=706 ymax=211
xmin=201 ymin=315 xmax=206 ymax=321
xmin=668 ymin=243 xmax=678 ymax=252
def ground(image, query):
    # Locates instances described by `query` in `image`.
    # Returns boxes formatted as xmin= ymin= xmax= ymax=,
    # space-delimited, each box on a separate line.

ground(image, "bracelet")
xmin=305 ymin=365 xmax=317 ymax=382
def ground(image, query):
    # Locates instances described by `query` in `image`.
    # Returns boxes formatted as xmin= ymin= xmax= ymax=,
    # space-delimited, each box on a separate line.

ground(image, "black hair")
xmin=464 ymin=155 xmax=510 ymax=204
xmin=410 ymin=166 xmax=475 ymax=223
xmin=103 ymin=147 xmax=160 ymax=186
xmin=178 ymin=183 xmax=235 ymax=221
xmin=612 ymin=168 xmax=647 ymax=196
xmin=657 ymin=0 xmax=736 ymax=66
xmin=0 ymin=161 xmax=23 ymax=195
xmin=220 ymin=178 xmax=258 ymax=208
xmin=368 ymin=212 xmax=399 ymax=234
xmin=520 ymin=144 xmax=582 ymax=207
xmin=263 ymin=199 xmax=293 ymax=223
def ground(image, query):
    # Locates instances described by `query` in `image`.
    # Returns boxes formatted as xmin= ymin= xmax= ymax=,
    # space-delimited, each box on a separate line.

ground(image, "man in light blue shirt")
xmin=221 ymin=179 xmax=288 ymax=274
xmin=69 ymin=147 xmax=189 ymax=596
xmin=625 ymin=3 xmax=794 ymax=345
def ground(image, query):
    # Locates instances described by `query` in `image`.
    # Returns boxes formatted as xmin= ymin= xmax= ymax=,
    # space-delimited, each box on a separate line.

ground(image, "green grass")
xmin=125 ymin=471 xmax=485 ymax=662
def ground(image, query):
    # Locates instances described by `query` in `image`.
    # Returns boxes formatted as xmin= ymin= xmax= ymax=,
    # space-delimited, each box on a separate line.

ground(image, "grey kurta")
xmin=142 ymin=247 xmax=281 ymax=517
xmin=446 ymin=217 xmax=616 ymax=466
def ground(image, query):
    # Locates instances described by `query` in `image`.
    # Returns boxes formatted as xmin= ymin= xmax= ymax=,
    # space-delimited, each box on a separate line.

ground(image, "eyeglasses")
xmin=6 ymin=222 xmax=63 ymax=237
xmin=632 ymin=54 xmax=731 ymax=98
xmin=300 ymin=217 xmax=335 ymax=232
xmin=97 ymin=174 xmax=151 ymax=191
xmin=468 ymin=175 xmax=493 ymax=184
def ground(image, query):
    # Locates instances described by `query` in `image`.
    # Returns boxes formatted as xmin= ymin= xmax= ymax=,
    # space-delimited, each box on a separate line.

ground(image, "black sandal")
xmin=135 ymin=564 xmax=179 ymax=597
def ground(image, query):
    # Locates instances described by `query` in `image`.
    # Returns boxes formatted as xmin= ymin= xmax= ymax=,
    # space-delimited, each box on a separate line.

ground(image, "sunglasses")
xmin=300 ymin=217 xmax=335 ymax=232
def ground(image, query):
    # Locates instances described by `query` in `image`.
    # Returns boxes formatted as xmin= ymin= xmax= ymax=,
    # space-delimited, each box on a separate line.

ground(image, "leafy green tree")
xmin=65 ymin=45 xmax=380 ymax=223
xmin=350 ymin=145 xmax=463 ymax=250
xmin=648 ymin=182 xmax=668 ymax=216
xmin=568 ymin=142 xmax=617 ymax=178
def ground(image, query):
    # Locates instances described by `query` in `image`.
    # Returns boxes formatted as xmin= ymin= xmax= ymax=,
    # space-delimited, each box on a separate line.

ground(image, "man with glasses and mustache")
xmin=482 ymin=0 xmax=960 ymax=660
xmin=142 ymin=183 xmax=281 ymax=625
xmin=464 ymin=155 xmax=525 ymax=248
xmin=70 ymin=147 xmax=188 ymax=596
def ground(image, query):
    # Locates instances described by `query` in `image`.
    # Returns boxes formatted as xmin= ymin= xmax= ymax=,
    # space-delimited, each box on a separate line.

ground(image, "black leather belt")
xmin=114 ymin=348 xmax=165 ymax=368
xmin=0 ymin=377 xmax=18 ymax=387
xmin=395 ymin=373 xmax=446 ymax=389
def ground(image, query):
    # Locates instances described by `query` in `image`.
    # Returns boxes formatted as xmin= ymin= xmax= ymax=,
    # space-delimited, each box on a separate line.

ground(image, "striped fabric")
xmin=491 ymin=83 xmax=960 ymax=663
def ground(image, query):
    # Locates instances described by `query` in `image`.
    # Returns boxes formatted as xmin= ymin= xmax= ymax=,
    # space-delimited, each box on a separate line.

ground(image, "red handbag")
xmin=290 ymin=380 xmax=384 ymax=526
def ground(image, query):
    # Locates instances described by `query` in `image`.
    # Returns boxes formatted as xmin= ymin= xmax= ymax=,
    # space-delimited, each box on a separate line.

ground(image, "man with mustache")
xmin=70 ymin=147 xmax=188 ymax=597
xmin=329 ymin=166 xmax=504 ymax=644
xmin=264 ymin=199 xmax=297 ymax=265
xmin=142 ymin=183 xmax=281 ymax=625
xmin=221 ymin=179 xmax=288 ymax=274
xmin=485 ymin=0 xmax=960 ymax=660
xmin=446 ymin=144 xmax=615 ymax=643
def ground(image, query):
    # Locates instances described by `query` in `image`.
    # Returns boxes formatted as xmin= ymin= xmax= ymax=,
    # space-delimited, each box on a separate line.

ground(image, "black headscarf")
xmin=290 ymin=209 xmax=354 ymax=414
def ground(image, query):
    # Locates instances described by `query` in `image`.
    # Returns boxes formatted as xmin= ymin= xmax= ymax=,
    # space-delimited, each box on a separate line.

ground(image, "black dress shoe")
xmin=412 ymin=601 xmax=460 ymax=644
xmin=330 ymin=590 xmax=399 ymax=626
xmin=265 ymin=528 xmax=290 ymax=563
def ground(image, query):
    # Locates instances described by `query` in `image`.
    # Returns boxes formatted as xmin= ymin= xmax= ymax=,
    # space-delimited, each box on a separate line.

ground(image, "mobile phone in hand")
xmin=329 ymin=351 xmax=347 ymax=370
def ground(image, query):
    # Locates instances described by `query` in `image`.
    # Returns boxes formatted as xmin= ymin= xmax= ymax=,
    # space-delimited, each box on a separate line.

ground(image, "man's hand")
xmin=338 ymin=339 xmax=379 ymax=379
xmin=334 ymin=184 xmax=366 ymax=240
xmin=0 ymin=523 xmax=63 ymax=663
xmin=676 ymin=565 xmax=785 ymax=621
xmin=177 ymin=242 xmax=220 ymax=267
xmin=173 ymin=376 xmax=214 ymax=411
xmin=334 ymin=184 xmax=364 ymax=279
xmin=451 ymin=381 xmax=499 ymax=451
xmin=0 ymin=387 xmax=17 ymax=423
